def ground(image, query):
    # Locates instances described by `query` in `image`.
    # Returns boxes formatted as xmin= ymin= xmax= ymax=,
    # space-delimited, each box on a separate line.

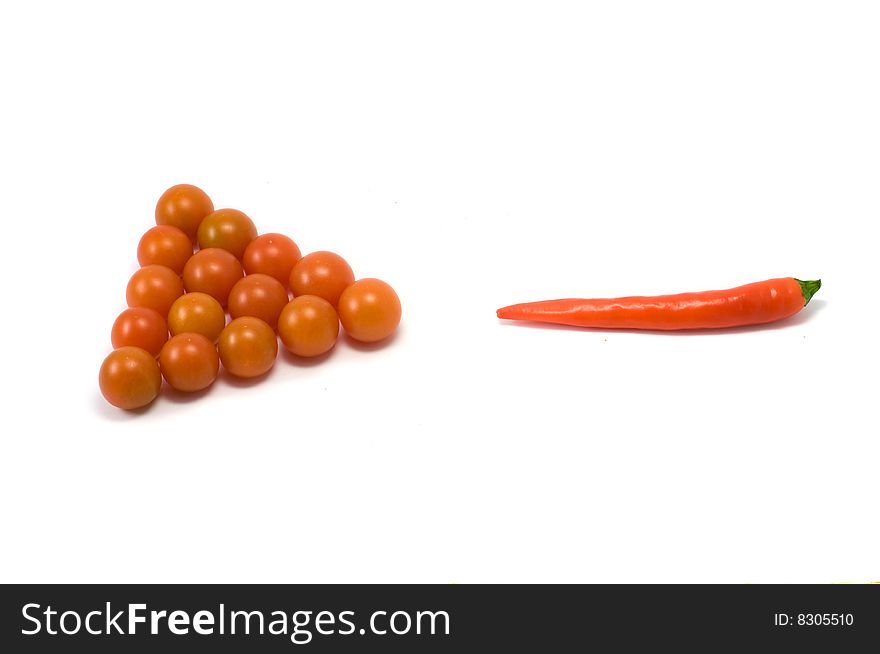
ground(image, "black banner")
xmin=1 ymin=584 xmax=877 ymax=651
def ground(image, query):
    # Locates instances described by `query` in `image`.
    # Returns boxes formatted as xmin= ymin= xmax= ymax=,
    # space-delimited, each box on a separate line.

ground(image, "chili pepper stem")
xmin=795 ymin=279 xmax=822 ymax=305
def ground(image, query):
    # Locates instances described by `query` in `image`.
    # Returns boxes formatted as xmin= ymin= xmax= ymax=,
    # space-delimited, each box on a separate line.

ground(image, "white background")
xmin=1 ymin=1 xmax=877 ymax=583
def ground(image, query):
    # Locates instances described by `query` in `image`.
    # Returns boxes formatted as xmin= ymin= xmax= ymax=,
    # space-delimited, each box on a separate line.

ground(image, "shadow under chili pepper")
xmin=496 ymin=299 xmax=827 ymax=335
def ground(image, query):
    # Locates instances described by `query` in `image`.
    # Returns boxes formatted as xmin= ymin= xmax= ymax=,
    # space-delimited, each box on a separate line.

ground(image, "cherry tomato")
xmin=111 ymin=307 xmax=168 ymax=356
xmin=137 ymin=225 xmax=193 ymax=274
xmin=218 ymin=317 xmax=278 ymax=378
xmin=277 ymin=295 xmax=340 ymax=357
xmin=289 ymin=251 xmax=354 ymax=306
xmin=338 ymin=278 xmax=401 ymax=342
xmin=197 ymin=208 xmax=257 ymax=260
xmin=228 ymin=273 xmax=289 ymax=329
xmin=182 ymin=248 xmax=244 ymax=306
xmin=126 ymin=264 xmax=185 ymax=317
xmin=159 ymin=333 xmax=220 ymax=392
xmin=99 ymin=346 xmax=162 ymax=410
xmin=155 ymin=184 xmax=214 ymax=241
xmin=167 ymin=292 xmax=226 ymax=342
xmin=243 ymin=233 xmax=302 ymax=286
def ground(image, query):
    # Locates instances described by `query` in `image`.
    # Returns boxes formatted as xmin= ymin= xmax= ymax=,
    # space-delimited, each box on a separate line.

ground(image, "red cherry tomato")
xmin=197 ymin=208 xmax=257 ymax=260
xmin=182 ymin=248 xmax=244 ymax=307
xmin=159 ymin=333 xmax=220 ymax=392
xmin=155 ymin=184 xmax=214 ymax=241
xmin=289 ymin=251 xmax=354 ymax=306
xmin=218 ymin=317 xmax=278 ymax=378
xmin=243 ymin=233 xmax=302 ymax=286
xmin=126 ymin=264 xmax=185 ymax=317
xmin=338 ymin=278 xmax=401 ymax=342
xmin=99 ymin=346 xmax=162 ymax=410
xmin=228 ymin=274 xmax=289 ymax=329
xmin=137 ymin=225 xmax=193 ymax=274
xmin=167 ymin=292 xmax=227 ymax=342
xmin=111 ymin=307 xmax=168 ymax=357
xmin=277 ymin=295 xmax=340 ymax=357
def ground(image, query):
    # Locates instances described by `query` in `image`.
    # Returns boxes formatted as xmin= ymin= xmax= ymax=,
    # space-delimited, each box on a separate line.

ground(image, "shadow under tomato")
xmin=161 ymin=381 xmax=218 ymax=404
xmin=343 ymin=326 xmax=401 ymax=352
xmin=495 ymin=299 xmax=827 ymax=336
xmin=279 ymin=346 xmax=338 ymax=367
xmin=94 ymin=392 xmax=158 ymax=420
xmin=218 ymin=364 xmax=278 ymax=388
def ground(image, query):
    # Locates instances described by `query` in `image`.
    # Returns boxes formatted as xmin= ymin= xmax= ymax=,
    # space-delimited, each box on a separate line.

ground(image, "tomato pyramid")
xmin=99 ymin=184 xmax=401 ymax=410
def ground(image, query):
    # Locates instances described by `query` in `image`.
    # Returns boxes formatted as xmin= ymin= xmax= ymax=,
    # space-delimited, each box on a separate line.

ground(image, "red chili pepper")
xmin=496 ymin=277 xmax=821 ymax=330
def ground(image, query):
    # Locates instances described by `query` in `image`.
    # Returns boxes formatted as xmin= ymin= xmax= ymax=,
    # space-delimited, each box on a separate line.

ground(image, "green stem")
xmin=795 ymin=278 xmax=822 ymax=306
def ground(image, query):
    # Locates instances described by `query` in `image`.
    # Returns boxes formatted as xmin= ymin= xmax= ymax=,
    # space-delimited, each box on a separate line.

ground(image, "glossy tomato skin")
xmin=167 ymin=292 xmax=226 ymax=342
xmin=99 ymin=346 xmax=162 ymax=410
xmin=338 ymin=278 xmax=401 ymax=342
xmin=197 ymin=208 xmax=257 ymax=260
xmin=289 ymin=251 xmax=354 ymax=306
xmin=137 ymin=225 xmax=193 ymax=274
xmin=242 ymin=233 xmax=302 ymax=286
xmin=218 ymin=317 xmax=278 ymax=378
xmin=111 ymin=307 xmax=168 ymax=357
xmin=228 ymin=273 xmax=289 ymax=329
xmin=126 ymin=264 xmax=185 ymax=317
xmin=159 ymin=333 xmax=220 ymax=392
xmin=182 ymin=248 xmax=244 ymax=307
xmin=155 ymin=184 xmax=214 ymax=241
xmin=277 ymin=295 xmax=339 ymax=357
